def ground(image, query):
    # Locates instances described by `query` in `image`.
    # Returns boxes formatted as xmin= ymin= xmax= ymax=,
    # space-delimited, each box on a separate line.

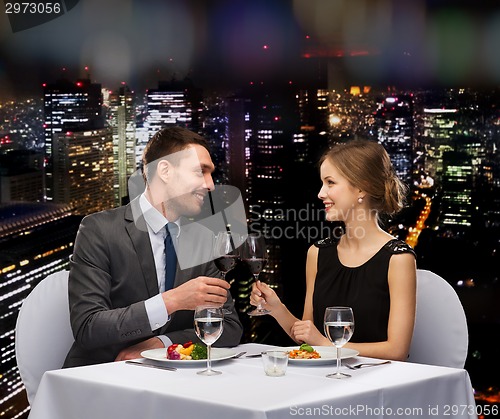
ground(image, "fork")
xmin=233 ymin=351 xmax=247 ymax=359
xmin=345 ymin=360 xmax=391 ymax=370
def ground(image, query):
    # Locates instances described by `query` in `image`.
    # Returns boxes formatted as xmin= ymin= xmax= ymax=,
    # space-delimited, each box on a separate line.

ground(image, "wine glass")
xmin=241 ymin=234 xmax=269 ymax=316
xmin=323 ymin=306 xmax=355 ymax=379
xmin=213 ymin=232 xmax=240 ymax=315
xmin=214 ymin=232 xmax=240 ymax=282
xmin=194 ymin=305 xmax=224 ymax=376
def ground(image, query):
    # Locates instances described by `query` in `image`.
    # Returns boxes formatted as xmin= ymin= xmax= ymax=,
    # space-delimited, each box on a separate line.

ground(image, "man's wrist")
xmin=162 ymin=289 xmax=178 ymax=314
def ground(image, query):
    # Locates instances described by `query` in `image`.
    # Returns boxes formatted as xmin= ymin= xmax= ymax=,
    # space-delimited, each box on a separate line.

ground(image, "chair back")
xmin=15 ymin=270 xmax=74 ymax=405
xmin=408 ymin=269 xmax=468 ymax=369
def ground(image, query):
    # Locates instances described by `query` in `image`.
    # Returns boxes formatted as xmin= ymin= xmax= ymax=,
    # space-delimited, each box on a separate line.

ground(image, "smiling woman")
xmin=251 ymin=139 xmax=417 ymax=362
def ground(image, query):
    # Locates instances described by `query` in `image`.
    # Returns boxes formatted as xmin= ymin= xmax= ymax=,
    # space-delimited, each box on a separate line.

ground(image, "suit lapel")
xmin=125 ymin=199 xmax=159 ymax=298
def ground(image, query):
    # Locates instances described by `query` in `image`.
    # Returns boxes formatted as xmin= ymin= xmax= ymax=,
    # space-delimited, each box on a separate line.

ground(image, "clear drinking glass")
xmin=324 ymin=306 xmax=355 ymax=379
xmin=241 ymin=234 xmax=269 ymax=316
xmin=261 ymin=350 xmax=289 ymax=377
xmin=194 ymin=305 xmax=224 ymax=376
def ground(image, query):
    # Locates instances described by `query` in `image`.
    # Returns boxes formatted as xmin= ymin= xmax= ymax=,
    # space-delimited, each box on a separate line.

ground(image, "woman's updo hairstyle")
xmin=320 ymin=139 xmax=407 ymax=215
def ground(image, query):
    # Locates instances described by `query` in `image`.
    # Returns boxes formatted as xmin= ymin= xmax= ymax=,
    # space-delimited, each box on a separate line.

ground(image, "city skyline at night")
xmin=2 ymin=73 xmax=499 ymax=415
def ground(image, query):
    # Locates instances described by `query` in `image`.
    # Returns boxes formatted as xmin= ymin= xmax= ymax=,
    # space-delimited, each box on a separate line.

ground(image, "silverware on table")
xmin=244 ymin=353 xmax=263 ymax=358
xmin=345 ymin=360 xmax=391 ymax=370
xmin=233 ymin=351 xmax=247 ymax=358
xmin=125 ymin=360 xmax=177 ymax=371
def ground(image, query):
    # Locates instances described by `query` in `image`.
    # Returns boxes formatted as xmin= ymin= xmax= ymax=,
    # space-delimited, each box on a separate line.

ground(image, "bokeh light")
xmin=80 ymin=33 xmax=132 ymax=83
xmin=425 ymin=9 xmax=478 ymax=85
xmin=482 ymin=12 xmax=500 ymax=83
xmin=211 ymin=2 xmax=287 ymax=79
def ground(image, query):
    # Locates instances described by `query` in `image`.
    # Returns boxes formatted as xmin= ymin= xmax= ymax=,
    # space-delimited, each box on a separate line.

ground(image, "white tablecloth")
xmin=29 ymin=343 xmax=477 ymax=419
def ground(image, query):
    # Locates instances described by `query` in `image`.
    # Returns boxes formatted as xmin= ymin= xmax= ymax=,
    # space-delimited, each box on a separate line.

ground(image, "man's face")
xmin=163 ymin=144 xmax=215 ymax=219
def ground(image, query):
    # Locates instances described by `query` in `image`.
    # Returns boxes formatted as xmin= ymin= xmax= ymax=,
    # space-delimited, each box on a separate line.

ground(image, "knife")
xmin=125 ymin=360 xmax=177 ymax=371
xmin=245 ymin=353 xmax=263 ymax=358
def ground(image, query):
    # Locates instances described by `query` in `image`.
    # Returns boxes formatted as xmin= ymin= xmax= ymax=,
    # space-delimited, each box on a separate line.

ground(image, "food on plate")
xmin=166 ymin=341 xmax=207 ymax=360
xmin=190 ymin=343 xmax=208 ymax=360
xmin=288 ymin=343 xmax=321 ymax=359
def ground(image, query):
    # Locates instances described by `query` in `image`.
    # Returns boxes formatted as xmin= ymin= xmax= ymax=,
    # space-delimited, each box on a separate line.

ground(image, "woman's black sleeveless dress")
xmin=312 ymin=237 xmax=416 ymax=343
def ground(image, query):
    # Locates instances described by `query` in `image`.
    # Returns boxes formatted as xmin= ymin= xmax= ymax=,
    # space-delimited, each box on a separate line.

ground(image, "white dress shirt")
xmin=140 ymin=193 xmax=179 ymax=348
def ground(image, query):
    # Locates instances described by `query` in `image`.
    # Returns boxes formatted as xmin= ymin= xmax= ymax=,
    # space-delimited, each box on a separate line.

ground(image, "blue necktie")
xmin=164 ymin=223 xmax=178 ymax=291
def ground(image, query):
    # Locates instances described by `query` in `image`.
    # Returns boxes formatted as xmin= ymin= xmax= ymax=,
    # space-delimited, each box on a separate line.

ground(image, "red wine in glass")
xmin=214 ymin=255 xmax=239 ymax=275
xmin=242 ymin=234 xmax=270 ymax=316
xmin=244 ymin=258 xmax=267 ymax=275
xmin=213 ymin=232 xmax=240 ymax=315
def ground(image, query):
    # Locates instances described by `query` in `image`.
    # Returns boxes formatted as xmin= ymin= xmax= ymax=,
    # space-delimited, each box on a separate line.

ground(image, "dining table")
xmin=28 ymin=343 xmax=478 ymax=419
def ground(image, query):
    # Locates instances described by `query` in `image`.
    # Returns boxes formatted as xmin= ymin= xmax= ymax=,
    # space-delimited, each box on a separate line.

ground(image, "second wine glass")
xmin=324 ymin=306 xmax=355 ymax=379
xmin=242 ymin=234 xmax=269 ymax=316
xmin=213 ymin=232 xmax=240 ymax=315
xmin=194 ymin=305 xmax=224 ymax=376
xmin=214 ymin=232 xmax=240 ymax=282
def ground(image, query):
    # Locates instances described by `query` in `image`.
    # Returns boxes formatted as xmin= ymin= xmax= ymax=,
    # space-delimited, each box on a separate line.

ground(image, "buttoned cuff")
xmin=156 ymin=335 xmax=173 ymax=348
xmin=144 ymin=294 xmax=170 ymax=331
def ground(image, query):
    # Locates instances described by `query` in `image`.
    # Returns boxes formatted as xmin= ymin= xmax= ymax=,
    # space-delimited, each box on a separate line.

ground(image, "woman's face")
xmin=318 ymin=159 xmax=360 ymax=222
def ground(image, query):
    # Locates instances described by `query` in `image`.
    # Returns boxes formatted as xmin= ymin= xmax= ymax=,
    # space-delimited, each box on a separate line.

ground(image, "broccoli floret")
xmin=190 ymin=343 xmax=208 ymax=360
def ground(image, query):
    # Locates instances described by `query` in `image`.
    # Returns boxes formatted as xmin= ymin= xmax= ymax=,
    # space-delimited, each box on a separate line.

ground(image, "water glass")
xmin=261 ymin=350 xmax=289 ymax=377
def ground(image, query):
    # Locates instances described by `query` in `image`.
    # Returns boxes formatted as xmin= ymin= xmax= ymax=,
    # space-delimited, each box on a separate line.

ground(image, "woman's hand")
xmin=291 ymin=320 xmax=330 ymax=346
xmin=250 ymin=281 xmax=282 ymax=311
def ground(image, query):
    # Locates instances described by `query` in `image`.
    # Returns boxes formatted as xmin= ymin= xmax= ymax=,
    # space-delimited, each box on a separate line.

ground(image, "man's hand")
xmin=115 ymin=337 xmax=164 ymax=362
xmin=163 ymin=276 xmax=230 ymax=314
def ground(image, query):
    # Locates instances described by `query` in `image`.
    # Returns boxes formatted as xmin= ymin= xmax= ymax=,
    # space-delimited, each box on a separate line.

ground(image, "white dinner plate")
xmin=282 ymin=346 xmax=359 ymax=365
xmin=140 ymin=347 xmax=238 ymax=365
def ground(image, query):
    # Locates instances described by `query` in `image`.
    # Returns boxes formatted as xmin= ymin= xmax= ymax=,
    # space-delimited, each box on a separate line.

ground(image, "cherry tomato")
xmin=167 ymin=344 xmax=179 ymax=353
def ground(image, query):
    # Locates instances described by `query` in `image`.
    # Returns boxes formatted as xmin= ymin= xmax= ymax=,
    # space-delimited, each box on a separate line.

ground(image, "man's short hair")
xmin=142 ymin=126 xmax=209 ymax=183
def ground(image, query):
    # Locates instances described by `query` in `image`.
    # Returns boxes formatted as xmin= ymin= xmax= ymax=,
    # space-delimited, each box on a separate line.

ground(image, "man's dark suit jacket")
xmin=63 ymin=198 xmax=243 ymax=368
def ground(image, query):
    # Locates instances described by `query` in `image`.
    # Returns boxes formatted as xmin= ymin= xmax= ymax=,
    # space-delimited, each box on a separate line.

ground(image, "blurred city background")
xmin=1 ymin=0 xmax=499 ymax=417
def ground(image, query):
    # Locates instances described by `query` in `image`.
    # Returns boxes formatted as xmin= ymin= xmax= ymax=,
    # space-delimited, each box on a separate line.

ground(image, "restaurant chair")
xmin=15 ymin=269 xmax=74 ymax=405
xmin=408 ymin=269 xmax=468 ymax=369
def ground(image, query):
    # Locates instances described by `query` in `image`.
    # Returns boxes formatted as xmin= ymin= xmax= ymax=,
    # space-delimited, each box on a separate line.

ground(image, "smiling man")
xmin=63 ymin=126 xmax=243 ymax=368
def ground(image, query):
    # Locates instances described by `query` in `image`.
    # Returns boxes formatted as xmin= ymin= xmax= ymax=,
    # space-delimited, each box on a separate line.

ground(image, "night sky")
xmin=0 ymin=0 xmax=499 ymax=98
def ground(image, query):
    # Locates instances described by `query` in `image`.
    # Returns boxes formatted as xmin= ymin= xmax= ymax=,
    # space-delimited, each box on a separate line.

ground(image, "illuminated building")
xmin=225 ymin=96 xmax=251 ymax=202
xmin=43 ymin=78 xmax=104 ymax=201
xmin=109 ymin=85 xmax=136 ymax=205
xmin=421 ymin=107 xmax=458 ymax=181
xmin=135 ymin=79 xmax=202 ymax=167
xmin=221 ymin=96 xmax=252 ymax=326
xmin=295 ymin=89 xmax=330 ymax=166
xmin=441 ymin=151 xmax=473 ymax=227
xmin=218 ymin=85 xmax=297 ymax=340
xmin=197 ymin=94 xmax=231 ymax=185
xmin=247 ymin=93 xmax=288 ymax=282
xmin=52 ymin=128 xmax=114 ymax=215
xmin=0 ymin=203 xmax=81 ymax=418
xmin=373 ymin=96 xmax=414 ymax=185
xmin=144 ymin=79 xmax=202 ymax=137
xmin=0 ymin=150 xmax=44 ymax=203
xmin=0 ymin=170 xmax=43 ymax=204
